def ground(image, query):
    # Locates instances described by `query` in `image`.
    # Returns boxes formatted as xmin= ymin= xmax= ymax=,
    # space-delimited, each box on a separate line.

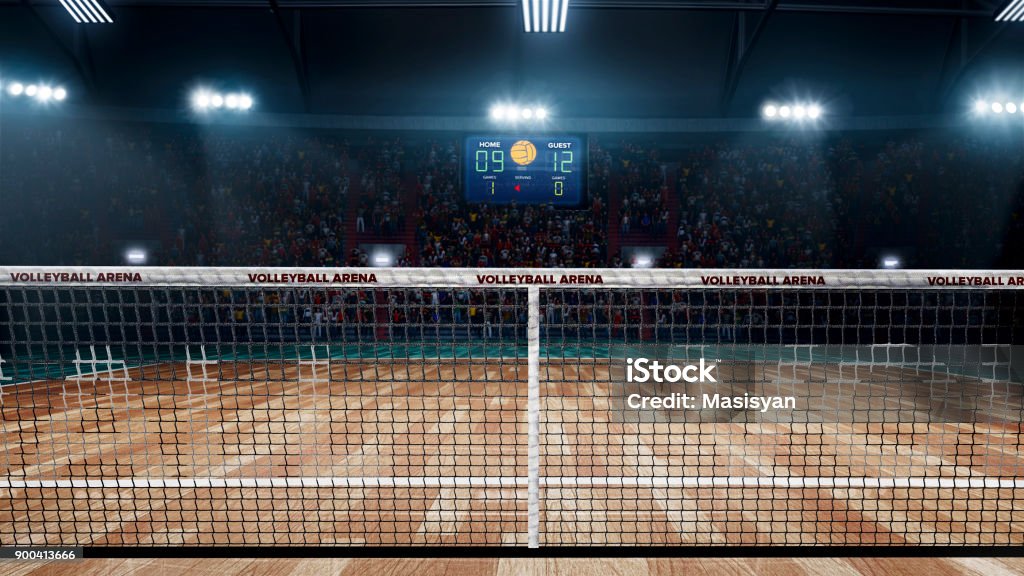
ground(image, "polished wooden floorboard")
xmin=3 ymin=557 xmax=1024 ymax=576
xmin=0 ymin=360 xmax=1022 ymax=546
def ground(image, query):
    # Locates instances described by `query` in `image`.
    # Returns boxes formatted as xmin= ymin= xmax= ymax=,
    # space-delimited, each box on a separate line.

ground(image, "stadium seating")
xmin=1 ymin=121 xmax=1021 ymax=269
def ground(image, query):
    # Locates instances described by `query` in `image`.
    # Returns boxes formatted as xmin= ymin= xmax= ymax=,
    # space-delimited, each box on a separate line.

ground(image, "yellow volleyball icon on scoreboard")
xmin=510 ymin=140 xmax=537 ymax=166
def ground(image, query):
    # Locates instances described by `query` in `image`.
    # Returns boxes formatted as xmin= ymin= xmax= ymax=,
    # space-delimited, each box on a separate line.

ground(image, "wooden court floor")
xmin=0 ymin=360 xmax=1023 ymax=547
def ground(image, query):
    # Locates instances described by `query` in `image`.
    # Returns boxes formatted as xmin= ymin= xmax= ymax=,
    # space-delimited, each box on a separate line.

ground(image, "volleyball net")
xmin=0 ymin=267 xmax=1022 ymax=548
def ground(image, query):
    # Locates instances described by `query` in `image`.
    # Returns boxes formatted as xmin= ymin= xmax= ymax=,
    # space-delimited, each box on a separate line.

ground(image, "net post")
xmin=527 ymin=285 xmax=540 ymax=549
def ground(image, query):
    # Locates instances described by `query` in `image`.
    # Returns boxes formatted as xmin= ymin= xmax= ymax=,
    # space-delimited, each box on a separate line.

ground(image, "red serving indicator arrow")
xmin=514 ymin=184 xmax=521 ymax=192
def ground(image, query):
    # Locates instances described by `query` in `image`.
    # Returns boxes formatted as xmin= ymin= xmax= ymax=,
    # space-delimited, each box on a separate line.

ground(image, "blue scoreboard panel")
xmin=464 ymin=135 xmax=586 ymax=206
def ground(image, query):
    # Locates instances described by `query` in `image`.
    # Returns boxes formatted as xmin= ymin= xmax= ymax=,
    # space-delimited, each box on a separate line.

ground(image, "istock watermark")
xmin=625 ymin=357 xmax=717 ymax=383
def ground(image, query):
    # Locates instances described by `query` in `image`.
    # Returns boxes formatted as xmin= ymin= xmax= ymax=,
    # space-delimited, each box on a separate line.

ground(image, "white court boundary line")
xmin=186 ymin=346 xmax=219 ymax=384
xmin=298 ymin=345 xmax=332 ymax=384
xmin=67 ymin=345 xmax=132 ymax=383
xmin=2 ymin=476 xmax=1024 ymax=490
xmin=0 ymin=354 xmax=11 ymax=382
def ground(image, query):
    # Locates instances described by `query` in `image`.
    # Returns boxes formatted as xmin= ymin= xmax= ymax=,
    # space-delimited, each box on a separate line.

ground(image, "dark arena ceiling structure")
xmin=0 ymin=0 xmax=1022 ymax=118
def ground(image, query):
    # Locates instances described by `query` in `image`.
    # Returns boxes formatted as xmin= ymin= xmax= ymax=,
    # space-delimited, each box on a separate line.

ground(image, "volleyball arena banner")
xmin=3 ymin=267 xmax=1024 ymax=289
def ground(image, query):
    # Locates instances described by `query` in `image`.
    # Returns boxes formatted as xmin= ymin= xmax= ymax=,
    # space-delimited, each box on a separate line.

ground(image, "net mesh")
xmin=0 ymin=270 xmax=1022 ymax=547
xmin=538 ymin=288 xmax=1023 ymax=546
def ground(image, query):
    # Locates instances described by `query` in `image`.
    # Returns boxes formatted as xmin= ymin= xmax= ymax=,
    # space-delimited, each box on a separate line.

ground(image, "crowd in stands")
xmin=355 ymin=138 xmax=406 ymax=237
xmin=659 ymin=139 xmax=841 ymax=268
xmin=615 ymin=143 xmax=670 ymax=236
xmin=2 ymin=120 xmax=1022 ymax=270
xmin=0 ymin=122 xmax=357 ymax=267
xmin=0 ymin=123 xmax=189 ymax=266
xmin=657 ymin=134 xmax=1024 ymax=268
xmin=181 ymin=132 xmax=353 ymax=267
xmin=414 ymin=141 xmax=609 ymax=267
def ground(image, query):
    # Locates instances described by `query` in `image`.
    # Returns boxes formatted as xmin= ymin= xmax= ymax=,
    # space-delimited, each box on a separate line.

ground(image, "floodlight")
xmin=37 ymin=86 xmax=53 ymax=101
xmin=793 ymin=105 xmax=807 ymax=119
xmin=882 ymin=256 xmax=901 ymax=269
xmin=489 ymin=102 xmax=547 ymax=122
xmin=210 ymin=94 xmax=224 ymax=108
xmin=1008 ymin=102 xmax=1019 ymax=114
xmin=191 ymin=90 xmax=211 ymax=110
xmin=61 ymin=0 xmax=113 ymax=23
xmin=992 ymin=102 xmax=1004 ymax=114
xmin=762 ymin=104 xmax=778 ymax=119
xmin=521 ymin=0 xmax=569 ymax=32
xmin=53 ymin=87 xmax=67 ymax=101
xmin=974 ymin=100 xmax=988 ymax=114
xmin=996 ymin=0 xmax=1024 ymax=21
xmin=778 ymin=105 xmax=791 ymax=118
xmin=225 ymin=94 xmax=239 ymax=109
xmin=807 ymin=104 xmax=822 ymax=119
xmin=25 ymin=85 xmax=38 ymax=97
xmin=125 ymin=249 xmax=147 ymax=265
xmin=7 ymin=82 xmax=24 ymax=97
xmin=59 ymin=0 xmax=84 ymax=22
xmin=239 ymin=94 xmax=254 ymax=110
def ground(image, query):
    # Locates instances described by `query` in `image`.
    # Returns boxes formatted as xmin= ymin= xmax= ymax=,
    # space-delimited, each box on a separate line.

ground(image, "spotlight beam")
xmin=60 ymin=0 xmax=91 ymax=22
xmin=523 ymin=0 xmax=569 ymax=32
xmin=997 ymin=0 xmax=1024 ymax=21
xmin=69 ymin=0 xmax=102 ymax=22
xmin=85 ymin=0 xmax=114 ymax=22
xmin=58 ymin=0 xmax=85 ymax=22
xmin=1009 ymin=0 xmax=1024 ymax=20
xmin=64 ymin=0 xmax=113 ymax=23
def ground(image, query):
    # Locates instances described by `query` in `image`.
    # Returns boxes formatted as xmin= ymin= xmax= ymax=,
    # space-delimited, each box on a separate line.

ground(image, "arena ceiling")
xmin=0 ymin=0 xmax=1022 ymax=118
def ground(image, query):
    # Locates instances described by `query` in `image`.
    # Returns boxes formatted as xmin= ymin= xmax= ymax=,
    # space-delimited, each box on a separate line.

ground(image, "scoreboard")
xmin=464 ymin=135 xmax=586 ymax=206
